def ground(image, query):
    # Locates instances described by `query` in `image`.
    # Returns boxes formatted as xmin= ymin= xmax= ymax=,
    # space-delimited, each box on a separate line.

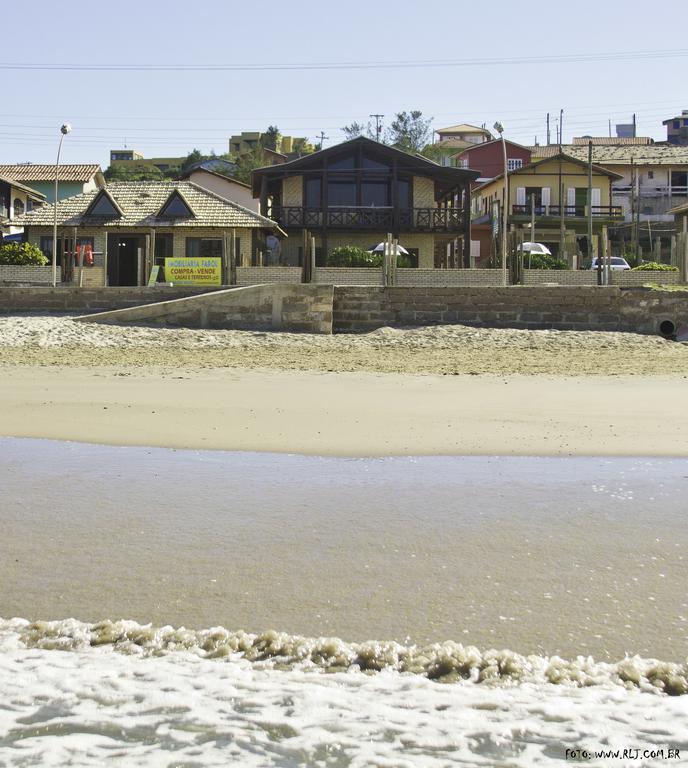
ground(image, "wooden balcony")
xmin=272 ymin=206 xmax=465 ymax=232
xmin=511 ymin=204 xmax=623 ymax=220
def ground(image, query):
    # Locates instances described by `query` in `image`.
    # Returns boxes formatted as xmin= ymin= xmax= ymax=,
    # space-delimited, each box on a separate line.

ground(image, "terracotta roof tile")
xmin=11 ymin=181 xmax=279 ymax=231
xmin=0 ymin=164 xmax=102 ymax=183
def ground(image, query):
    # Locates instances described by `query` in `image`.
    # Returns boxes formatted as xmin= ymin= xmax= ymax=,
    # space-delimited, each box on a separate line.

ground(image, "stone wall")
xmin=74 ymin=284 xmax=333 ymax=334
xmin=332 ymin=286 xmax=688 ymax=336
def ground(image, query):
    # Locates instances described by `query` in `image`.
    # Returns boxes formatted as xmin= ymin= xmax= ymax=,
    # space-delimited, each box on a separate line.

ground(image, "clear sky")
xmin=3 ymin=0 xmax=687 ymax=168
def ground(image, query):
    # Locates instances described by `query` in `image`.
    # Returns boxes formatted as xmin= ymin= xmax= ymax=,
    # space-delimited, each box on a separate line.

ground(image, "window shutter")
xmin=516 ymin=187 xmax=526 ymax=206
xmin=591 ymin=188 xmax=601 ymax=208
xmin=567 ymin=188 xmax=576 ymax=207
xmin=541 ymin=187 xmax=551 ymax=206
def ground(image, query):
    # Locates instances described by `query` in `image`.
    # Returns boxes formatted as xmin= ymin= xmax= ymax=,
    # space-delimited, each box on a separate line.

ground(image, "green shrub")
xmin=631 ymin=261 xmax=678 ymax=272
xmin=523 ymin=252 xmax=568 ymax=270
xmin=0 ymin=242 xmax=49 ymax=266
xmin=328 ymin=246 xmax=382 ymax=267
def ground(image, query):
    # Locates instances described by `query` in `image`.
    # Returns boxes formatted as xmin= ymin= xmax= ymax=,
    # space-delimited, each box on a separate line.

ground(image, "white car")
xmin=590 ymin=257 xmax=631 ymax=271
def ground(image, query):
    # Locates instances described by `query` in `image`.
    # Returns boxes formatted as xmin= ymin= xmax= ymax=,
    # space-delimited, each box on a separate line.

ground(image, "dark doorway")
xmin=107 ymin=234 xmax=142 ymax=286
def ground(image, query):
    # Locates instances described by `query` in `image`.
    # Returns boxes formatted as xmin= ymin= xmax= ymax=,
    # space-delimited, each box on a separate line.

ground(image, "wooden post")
xmin=462 ymin=183 xmax=471 ymax=268
xmin=221 ymin=232 xmax=228 ymax=285
xmin=310 ymin=236 xmax=316 ymax=284
xmin=149 ymin=228 xmax=156 ymax=285
xmin=301 ymin=228 xmax=309 ymax=283
xmin=384 ymin=232 xmax=393 ymax=286
xmin=681 ymin=216 xmax=688 ymax=284
xmin=71 ymin=226 xmax=78 ymax=287
xmin=601 ymin=226 xmax=609 ymax=285
xmin=392 ymin=237 xmax=399 ymax=286
xmin=229 ymin=229 xmax=237 ymax=285
xmin=517 ymin=230 xmax=524 ymax=284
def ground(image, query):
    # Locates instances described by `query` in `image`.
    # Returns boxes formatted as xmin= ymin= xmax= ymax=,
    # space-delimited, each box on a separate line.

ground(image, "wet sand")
xmin=0 ymin=366 xmax=687 ymax=455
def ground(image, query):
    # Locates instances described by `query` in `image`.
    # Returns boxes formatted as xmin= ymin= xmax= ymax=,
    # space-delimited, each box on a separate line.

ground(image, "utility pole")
xmin=317 ymin=131 xmax=329 ymax=151
xmin=588 ymin=141 xmax=598 ymax=284
xmin=546 ymin=113 xmax=550 ymax=145
xmin=560 ymin=108 xmax=564 ymax=144
xmin=369 ymin=114 xmax=384 ymax=142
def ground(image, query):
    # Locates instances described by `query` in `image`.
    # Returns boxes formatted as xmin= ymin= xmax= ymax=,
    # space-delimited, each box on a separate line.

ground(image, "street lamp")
xmin=52 ymin=123 xmax=72 ymax=287
xmin=494 ymin=121 xmax=508 ymax=287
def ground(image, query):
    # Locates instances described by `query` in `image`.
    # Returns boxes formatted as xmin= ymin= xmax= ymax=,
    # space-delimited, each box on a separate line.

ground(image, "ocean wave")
xmin=3 ymin=617 xmax=687 ymax=695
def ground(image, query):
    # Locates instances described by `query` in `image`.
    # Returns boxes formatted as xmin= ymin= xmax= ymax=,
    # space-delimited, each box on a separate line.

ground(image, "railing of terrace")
xmin=511 ymin=205 xmax=623 ymax=219
xmin=271 ymin=206 xmax=465 ymax=231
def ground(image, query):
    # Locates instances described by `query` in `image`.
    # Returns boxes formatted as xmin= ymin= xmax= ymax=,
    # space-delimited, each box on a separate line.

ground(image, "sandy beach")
xmin=1 ymin=315 xmax=687 ymax=455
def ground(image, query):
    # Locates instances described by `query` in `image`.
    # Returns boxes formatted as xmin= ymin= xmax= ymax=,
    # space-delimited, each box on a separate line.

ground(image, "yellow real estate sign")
xmin=164 ymin=257 xmax=222 ymax=286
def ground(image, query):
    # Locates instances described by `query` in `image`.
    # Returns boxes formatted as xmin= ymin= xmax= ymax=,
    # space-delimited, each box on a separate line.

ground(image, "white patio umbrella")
xmin=368 ymin=242 xmax=410 ymax=255
xmin=518 ymin=242 xmax=552 ymax=255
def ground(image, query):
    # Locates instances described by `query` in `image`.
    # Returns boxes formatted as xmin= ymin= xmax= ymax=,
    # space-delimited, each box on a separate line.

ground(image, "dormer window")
xmin=157 ymin=190 xmax=195 ymax=219
xmin=84 ymin=189 xmax=123 ymax=218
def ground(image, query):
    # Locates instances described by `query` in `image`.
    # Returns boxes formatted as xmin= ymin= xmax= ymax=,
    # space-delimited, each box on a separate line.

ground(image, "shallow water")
xmin=3 ymin=439 xmax=688 ymax=765
xmin=2 ymin=438 xmax=688 ymax=660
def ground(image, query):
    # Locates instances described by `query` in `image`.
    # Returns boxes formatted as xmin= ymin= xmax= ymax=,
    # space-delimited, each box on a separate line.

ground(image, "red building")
xmin=454 ymin=139 xmax=532 ymax=183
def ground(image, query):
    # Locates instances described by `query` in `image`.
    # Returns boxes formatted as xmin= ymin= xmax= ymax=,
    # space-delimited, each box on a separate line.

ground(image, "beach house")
xmin=11 ymin=180 xmax=283 ymax=287
xmin=251 ymin=136 xmax=478 ymax=269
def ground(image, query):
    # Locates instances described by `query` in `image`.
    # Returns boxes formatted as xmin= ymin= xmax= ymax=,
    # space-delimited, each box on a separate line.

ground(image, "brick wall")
xmin=236 ymin=267 xmax=302 ymax=286
xmin=0 ymin=266 xmax=53 ymax=285
xmin=0 ymin=285 xmax=227 ymax=314
xmin=333 ymin=286 xmax=688 ymax=335
xmin=395 ymin=269 xmax=504 ymax=287
xmin=314 ymin=267 xmax=383 ymax=285
xmin=522 ymin=270 xmax=681 ymax=287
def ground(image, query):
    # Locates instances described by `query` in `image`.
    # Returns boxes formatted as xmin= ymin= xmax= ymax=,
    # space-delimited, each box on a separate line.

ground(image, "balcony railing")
xmin=511 ymin=204 xmax=623 ymax=219
xmin=612 ymin=185 xmax=688 ymax=197
xmin=271 ymin=206 xmax=465 ymax=232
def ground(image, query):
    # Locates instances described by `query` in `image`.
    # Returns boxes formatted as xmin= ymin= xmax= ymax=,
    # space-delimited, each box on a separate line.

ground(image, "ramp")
xmin=73 ymin=284 xmax=334 ymax=334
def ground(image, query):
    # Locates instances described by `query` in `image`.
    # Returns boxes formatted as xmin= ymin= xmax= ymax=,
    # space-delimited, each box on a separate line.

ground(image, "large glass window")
xmin=397 ymin=179 xmax=411 ymax=209
xmin=362 ymin=154 xmax=390 ymax=170
xmin=328 ymin=178 xmax=357 ymax=206
xmin=361 ymin=180 xmax=390 ymax=206
xmin=305 ymin=177 xmax=321 ymax=208
xmin=154 ymin=233 xmax=174 ymax=264
xmin=40 ymin=236 xmax=94 ymax=266
xmin=185 ymin=238 xmax=222 ymax=257
xmin=328 ymin=154 xmax=355 ymax=170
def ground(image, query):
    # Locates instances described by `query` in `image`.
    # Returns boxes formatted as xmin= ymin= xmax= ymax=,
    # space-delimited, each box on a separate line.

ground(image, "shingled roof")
xmin=11 ymin=181 xmax=282 ymax=231
xmin=529 ymin=144 xmax=688 ymax=165
xmin=0 ymin=163 xmax=103 ymax=183
xmin=0 ymin=175 xmax=46 ymax=200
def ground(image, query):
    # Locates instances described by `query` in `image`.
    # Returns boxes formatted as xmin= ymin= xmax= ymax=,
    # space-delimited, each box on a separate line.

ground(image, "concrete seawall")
xmin=72 ymin=284 xmax=334 ymax=334
xmin=3 ymin=284 xmax=688 ymax=337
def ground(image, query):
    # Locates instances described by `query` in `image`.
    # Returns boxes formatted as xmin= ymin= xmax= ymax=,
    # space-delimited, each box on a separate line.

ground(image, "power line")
xmin=1 ymin=49 xmax=687 ymax=72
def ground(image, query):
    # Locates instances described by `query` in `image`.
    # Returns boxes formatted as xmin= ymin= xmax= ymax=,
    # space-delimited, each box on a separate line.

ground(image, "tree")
xmin=181 ymin=148 xmax=210 ymax=173
xmin=104 ymin=164 xmax=164 ymax=182
xmin=419 ymin=142 xmax=445 ymax=164
xmin=232 ymin=145 xmax=269 ymax=184
xmin=341 ymin=121 xmax=375 ymax=141
xmin=386 ymin=111 xmax=432 ymax=153
xmin=261 ymin=126 xmax=281 ymax=152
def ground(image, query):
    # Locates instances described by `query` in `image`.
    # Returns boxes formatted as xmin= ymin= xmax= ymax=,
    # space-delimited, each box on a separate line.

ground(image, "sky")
xmin=3 ymin=0 xmax=687 ymax=168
